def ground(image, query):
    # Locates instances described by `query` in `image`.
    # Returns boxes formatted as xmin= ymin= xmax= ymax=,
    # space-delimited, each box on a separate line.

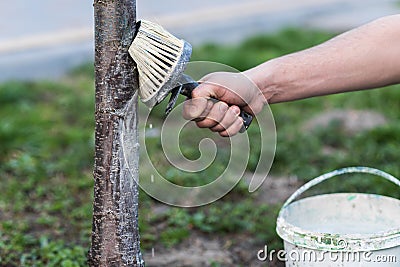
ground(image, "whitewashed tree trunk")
xmin=89 ymin=0 xmax=144 ymax=266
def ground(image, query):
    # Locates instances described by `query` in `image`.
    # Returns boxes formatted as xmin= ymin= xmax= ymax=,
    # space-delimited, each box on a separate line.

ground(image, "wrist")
xmin=244 ymin=58 xmax=284 ymax=104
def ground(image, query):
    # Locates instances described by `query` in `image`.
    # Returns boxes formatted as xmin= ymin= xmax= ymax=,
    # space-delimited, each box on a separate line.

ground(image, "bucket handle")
xmin=281 ymin=166 xmax=400 ymax=210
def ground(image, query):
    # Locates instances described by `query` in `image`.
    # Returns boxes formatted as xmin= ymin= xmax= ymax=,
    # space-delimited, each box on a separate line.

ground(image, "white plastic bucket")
xmin=276 ymin=167 xmax=400 ymax=266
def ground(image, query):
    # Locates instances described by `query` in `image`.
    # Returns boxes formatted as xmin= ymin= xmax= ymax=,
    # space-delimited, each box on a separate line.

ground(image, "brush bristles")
xmin=129 ymin=20 xmax=185 ymax=104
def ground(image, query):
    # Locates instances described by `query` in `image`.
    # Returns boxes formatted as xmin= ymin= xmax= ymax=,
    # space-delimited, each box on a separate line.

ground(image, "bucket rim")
xmin=276 ymin=193 xmax=400 ymax=252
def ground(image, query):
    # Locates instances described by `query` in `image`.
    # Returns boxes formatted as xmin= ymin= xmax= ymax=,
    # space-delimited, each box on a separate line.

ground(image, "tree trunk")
xmin=89 ymin=0 xmax=144 ymax=266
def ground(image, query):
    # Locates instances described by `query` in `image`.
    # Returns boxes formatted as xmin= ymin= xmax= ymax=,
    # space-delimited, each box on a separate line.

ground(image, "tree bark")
xmin=89 ymin=0 xmax=143 ymax=266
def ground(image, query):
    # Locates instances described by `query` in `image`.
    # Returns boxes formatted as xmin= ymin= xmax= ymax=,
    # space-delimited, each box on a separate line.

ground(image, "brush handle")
xmin=179 ymin=75 xmax=253 ymax=133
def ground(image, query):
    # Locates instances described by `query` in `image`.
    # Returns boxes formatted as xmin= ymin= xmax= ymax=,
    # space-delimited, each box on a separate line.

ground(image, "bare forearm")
xmin=247 ymin=15 xmax=400 ymax=104
xmin=183 ymin=15 xmax=400 ymax=136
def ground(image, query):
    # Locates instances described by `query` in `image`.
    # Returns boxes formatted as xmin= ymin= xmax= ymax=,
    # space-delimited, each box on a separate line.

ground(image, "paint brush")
xmin=128 ymin=20 xmax=252 ymax=132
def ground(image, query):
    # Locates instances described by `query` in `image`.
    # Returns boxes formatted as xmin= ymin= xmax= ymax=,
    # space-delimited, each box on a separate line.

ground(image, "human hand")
xmin=182 ymin=72 xmax=266 ymax=137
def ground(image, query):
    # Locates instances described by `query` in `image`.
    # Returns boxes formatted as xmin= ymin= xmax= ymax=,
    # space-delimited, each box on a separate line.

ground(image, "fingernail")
xmin=233 ymin=106 xmax=240 ymax=115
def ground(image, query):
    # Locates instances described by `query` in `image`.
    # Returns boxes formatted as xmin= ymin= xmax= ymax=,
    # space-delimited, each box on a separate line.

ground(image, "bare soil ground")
xmin=144 ymin=175 xmax=301 ymax=267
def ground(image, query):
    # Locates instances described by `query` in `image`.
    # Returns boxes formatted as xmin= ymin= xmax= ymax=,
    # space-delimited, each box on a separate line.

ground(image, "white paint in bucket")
xmin=276 ymin=167 xmax=400 ymax=266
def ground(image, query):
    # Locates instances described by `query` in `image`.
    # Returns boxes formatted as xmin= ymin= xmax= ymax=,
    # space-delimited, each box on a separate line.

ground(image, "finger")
xmin=195 ymin=100 xmax=214 ymax=122
xmin=210 ymin=105 xmax=240 ymax=132
xmin=192 ymin=82 xmax=223 ymax=99
xmin=182 ymin=97 xmax=208 ymax=120
xmin=219 ymin=116 xmax=244 ymax=137
xmin=195 ymin=101 xmax=228 ymax=128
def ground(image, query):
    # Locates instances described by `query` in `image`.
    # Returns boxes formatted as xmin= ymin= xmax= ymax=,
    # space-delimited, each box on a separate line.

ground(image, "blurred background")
xmin=0 ymin=1 xmax=399 ymax=266
xmin=0 ymin=0 xmax=398 ymax=81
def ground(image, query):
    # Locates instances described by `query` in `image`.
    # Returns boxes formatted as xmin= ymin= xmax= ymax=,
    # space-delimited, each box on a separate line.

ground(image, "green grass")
xmin=0 ymin=78 xmax=94 ymax=265
xmin=1 ymin=28 xmax=400 ymax=266
xmin=192 ymin=28 xmax=336 ymax=71
xmin=270 ymin=88 xmax=400 ymax=197
xmin=140 ymin=200 xmax=281 ymax=250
